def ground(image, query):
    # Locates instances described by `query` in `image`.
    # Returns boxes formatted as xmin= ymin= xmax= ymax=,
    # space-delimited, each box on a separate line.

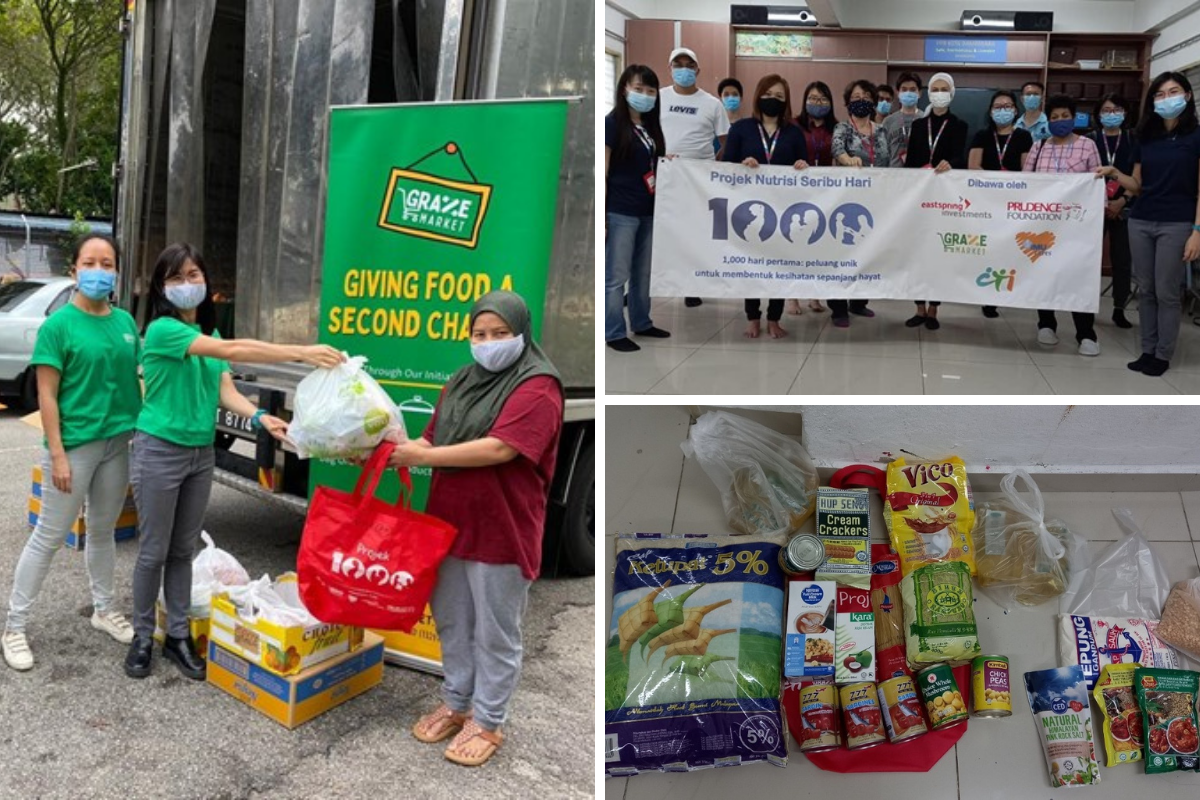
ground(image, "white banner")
xmin=650 ymin=159 xmax=1106 ymax=313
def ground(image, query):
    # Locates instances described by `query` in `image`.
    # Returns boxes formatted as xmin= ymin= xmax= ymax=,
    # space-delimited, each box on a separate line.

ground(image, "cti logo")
xmin=709 ymin=199 xmax=874 ymax=245
xmin=378 ymin=142 xmax=492 ymax=249
xmin=976 ymin=267 xmax=1017 ymax=292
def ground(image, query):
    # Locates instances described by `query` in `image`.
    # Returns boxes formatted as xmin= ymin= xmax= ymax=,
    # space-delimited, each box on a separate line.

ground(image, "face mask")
xmin=471 ymin=333 xmax=524 ymax=373
xmin=757 ymin=97 xmax=785 ymax=118
xmin=898 ymin=91 xmax=919 ymax=108
xmin=1099 ymin=112 xmax=1125 ymax=129
xmin=76 ymin=269 xmax=116 ymax=301
xmin=876 ymin=100 xmax=892 ymax=115
xmin=1023 ymin=94 xmax=1042 ymax=111
xmin=929 ymin=91 xmax=952 ymax=109
xmin=848 ymin=99 xmax=874 ymax=119
xmin=625 ymin=90 xmax=655 ymax=114
xmin=991 ymin=108 xmax=1016 ymax=127
xmin=1154 ymin=95 xmax=1188 ymax=120
xmin=165 ymin=282 xmax=207 ymax=310
xmin=722 ymin=96 xmax=740 ymax=112
xmin=1049 ymin=118 xmax=1075 ymax=138
xmin=672 ymin=68 xmax=697 ymax=88
xmin=805 ymin=103 xmax=830 ymax=118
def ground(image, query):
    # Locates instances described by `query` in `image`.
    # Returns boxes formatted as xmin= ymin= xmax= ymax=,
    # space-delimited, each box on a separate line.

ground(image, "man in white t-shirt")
xmin=659 ymin=47 xmax=729 ymax=307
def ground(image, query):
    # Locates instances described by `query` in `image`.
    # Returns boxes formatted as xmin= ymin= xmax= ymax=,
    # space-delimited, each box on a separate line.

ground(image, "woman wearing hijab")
xmin=397 ymin=291 xmax=564 ymax=768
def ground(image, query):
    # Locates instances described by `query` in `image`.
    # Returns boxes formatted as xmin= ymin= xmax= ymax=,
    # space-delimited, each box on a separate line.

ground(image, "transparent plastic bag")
xmin=1059 ymin=508 xmax=1171 ymax=619
xmin=289 ymin=355 xmax=405 ymax=460
xmin=224 ymin=573 xmax=319 ymax=628
xmin=1158 ymin=577 xmax=1200 ymax=664
xmin=188 ymin=531 xmax=250 ymax=618
xmin=681 ymin=411 xmax=818 ymax=536
xmin=973 ymin=469 xmax=1086 ymax=610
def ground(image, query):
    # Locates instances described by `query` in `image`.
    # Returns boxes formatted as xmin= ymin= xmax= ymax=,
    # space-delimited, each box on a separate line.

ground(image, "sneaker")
xmin=633 ymin=326 xmax=671 ymax=339
xmin=92 ymin=611 xmax=135 ymax=644
xmin=684 ymin=297 xmax=703 ymax=307
xmin=1036 ymin=327 xmax=1059 ymax=346
xmin=606 ymin=337 xmax=640 ymax=352
xmin=1077 ymin=339 xmax=1100 ymax=357
xmin=2 ymin=630 xmax=33 ymax=671
xmin=1112 ymin=308 xmax=1132 ymax=329
xmin=1127 ymin=353 xmax=1155 ymax=372
xmin=1143 ymin=357 xmax=1170 ymax=377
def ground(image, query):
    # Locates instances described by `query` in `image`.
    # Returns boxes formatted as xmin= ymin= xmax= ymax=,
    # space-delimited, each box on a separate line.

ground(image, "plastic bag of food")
xmin=288 ymin=355 xmax=405 ymax=460
xmin=884 ymin=456 xmax=977 ymax=576
xmin=189 ymin=531 xmax=250 ymax=618
xmin=973 ymin=469 xmax=1086 ymax=610
xmin=1134 ymin=667 xmax=1200 ymax=773
xmin=1093 ymin=664 xmax=1142 ymax=767
xmin=900 ymin=560 xmax=981 ymax=666
xmin=605 ymin=533 xmax=788 ymax=775
xmin=224 ymin=573 xmax=321 ymax=628
xmin=681 ymin=412 xmax=818 ymax=537
xmin=1158 ymin=577 xmax=1200 ymax=664
xmin=1059 ymin=508 xmax=1171 ymax=621
xmin=1024 ymin=666 xmax=1101 ymax=787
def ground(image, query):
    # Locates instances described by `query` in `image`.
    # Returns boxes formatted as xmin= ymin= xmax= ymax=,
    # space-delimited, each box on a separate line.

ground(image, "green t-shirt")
xmin=137 ymin=317 xmax=230 ymax=447
xmin=30 ymin=303 xmax=143 ymax=451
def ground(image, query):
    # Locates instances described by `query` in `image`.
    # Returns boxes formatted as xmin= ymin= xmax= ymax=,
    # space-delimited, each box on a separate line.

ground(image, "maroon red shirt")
xmin=423 ymin=375 xmax=563 ymax=581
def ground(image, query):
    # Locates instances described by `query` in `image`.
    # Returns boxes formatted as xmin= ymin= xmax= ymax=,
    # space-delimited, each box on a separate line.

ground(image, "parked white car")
xmin=0 ymin=277 xmax=75 ymax=409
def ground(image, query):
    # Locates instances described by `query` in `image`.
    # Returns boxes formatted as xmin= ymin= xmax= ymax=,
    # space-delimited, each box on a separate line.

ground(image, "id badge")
xmin=1105 ymin=179 xmax=1119 ymax=199
xmin=644 ymin=171 xmax=656 ymax=195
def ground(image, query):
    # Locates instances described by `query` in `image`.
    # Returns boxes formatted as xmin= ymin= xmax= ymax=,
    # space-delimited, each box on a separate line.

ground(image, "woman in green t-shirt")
xmin=124 ymin=242 xmax=343 ymax=680
xmin=3 ymin=235 xmax=142 ymax=672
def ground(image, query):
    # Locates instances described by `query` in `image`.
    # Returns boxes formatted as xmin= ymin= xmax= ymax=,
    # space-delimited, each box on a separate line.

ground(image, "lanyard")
xmin=758 ymin=122 xmax=779 ymax=164
xmin=1050 ymin=140 xmax=1069 ymax=173
xmin=993 ymin=131 xmax=1012 ymax=168
xmin=1101 ymin=131 xmax=1121 ymax=167
xmin=633 ymin=124 xmax=655 ymax=157
xmin=927 ymin=116 xmax=948 ymax=166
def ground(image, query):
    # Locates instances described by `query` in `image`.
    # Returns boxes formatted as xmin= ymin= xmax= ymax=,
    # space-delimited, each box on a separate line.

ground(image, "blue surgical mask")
xmin=805 ymin=103 xmax=830 ymax=119
xmin=471 ymin=333 xmax=524 ymax=373
xmin=1049 ymin=118 xmax=1075 ymax=138
xmin=991 ymin=108 xmax=1016 ymax=127
xmin=1023 ymin=94 xmax=1042 ymax=111
xmin=898 ymin=91 xmax=919 ymax=108
xmin=1099 ymin=112 xmax=1125 ymax=129
xmin=1154 ymin=95 xmax=1188 ymax=120
xmin=165 ymin=282 xmax=207 ymax=310
xmin=876 ymin=100 xmax=892 ymax=115
xmin=722 ymin=96 xmax=740 ymax=112
xmin=672 ymin=68 xmax=697 ymax=88
xmin=626 ymin=90 xmax=656 ymax=114
xmin=76 ymin=269 xmax=116 ymax=301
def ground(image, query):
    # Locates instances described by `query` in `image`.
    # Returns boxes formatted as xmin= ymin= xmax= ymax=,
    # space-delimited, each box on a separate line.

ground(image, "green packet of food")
xmin=1133 ymin=667 xmax=1200 ymax=774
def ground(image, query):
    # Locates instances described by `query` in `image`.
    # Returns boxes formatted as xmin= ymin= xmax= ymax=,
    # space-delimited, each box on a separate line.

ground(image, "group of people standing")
xmin=605 ymin=45 xmax=1200 ymax=377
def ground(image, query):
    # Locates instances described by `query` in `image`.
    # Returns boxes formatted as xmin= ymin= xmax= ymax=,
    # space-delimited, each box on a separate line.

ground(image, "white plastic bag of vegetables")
xmin=288 ymin=355 xmax=405 ymax=460
xmin=682 ymin=411 xmax=818 ymax=537
xmin=605 ymin=533 xmax=788 ymax=776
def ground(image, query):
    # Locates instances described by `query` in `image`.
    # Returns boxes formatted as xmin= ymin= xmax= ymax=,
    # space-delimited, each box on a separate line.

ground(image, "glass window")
xmin=604 ymin=51 xmax=620 ymax=114
xmin=0 ymin=281 xmax=43 ymax=313
xmin=45 ymin=288 xmax=72 ymax=316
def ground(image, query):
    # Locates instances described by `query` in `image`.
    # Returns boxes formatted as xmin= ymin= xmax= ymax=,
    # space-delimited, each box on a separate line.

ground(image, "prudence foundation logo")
xmin=377 ymin=142 xmax=492 ymax=249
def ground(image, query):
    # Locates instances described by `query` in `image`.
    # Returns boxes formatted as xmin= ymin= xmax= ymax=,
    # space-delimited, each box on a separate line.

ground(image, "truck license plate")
xmin=217 ymin=408 xmax=254 ymax=435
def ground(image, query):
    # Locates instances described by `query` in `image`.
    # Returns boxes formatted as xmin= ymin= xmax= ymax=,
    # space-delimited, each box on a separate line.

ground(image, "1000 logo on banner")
xmin=708 ymin=198 xmax=875 ymax=247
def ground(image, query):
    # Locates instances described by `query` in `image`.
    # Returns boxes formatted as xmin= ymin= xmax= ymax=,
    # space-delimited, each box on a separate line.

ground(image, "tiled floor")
xmin=604 ymin=406 xmax=1200 ymax=800
xmin=606 ymin=296 xmax=1200 ymax=394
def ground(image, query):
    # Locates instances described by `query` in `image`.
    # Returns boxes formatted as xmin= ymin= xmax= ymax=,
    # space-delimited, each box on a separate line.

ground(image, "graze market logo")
xmin=1016 ymin=231 xmax=1056 ymax=263
xmin=937 ymin=231 xmax=988 ymax=256
xmin=920 ymin=196 xmax=993 ymax=220
xmin=1006 ymin=201 xmax=1086 ymax=222
xmin=710 ymin=199 xmax=873 ymax=245
xmin=976 ymin=267 xmax=1017 ymax=292
xmin=377 ymin=141 xmax=492 ymax=249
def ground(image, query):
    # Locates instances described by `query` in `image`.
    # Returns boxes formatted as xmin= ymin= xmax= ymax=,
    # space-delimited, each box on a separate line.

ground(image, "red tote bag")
xmin=298 ymin=441 xmax=457 ymax=631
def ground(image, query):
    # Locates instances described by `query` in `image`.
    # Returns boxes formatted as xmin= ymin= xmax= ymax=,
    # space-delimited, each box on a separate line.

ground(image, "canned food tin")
xmin=917 ymin=664 xmax=968 ymax=730
xmin=798 ymin=683 xmax=842 ymax=752
xmin=878 ymin=675 xmax=929 ymax=743
xmin=780 ymin=534 xmax=826 ymax=575
xmin=971 ymin=655 xmax=1012 ymax=717
xmin=839 ymin=681 xmax=886 ymax=750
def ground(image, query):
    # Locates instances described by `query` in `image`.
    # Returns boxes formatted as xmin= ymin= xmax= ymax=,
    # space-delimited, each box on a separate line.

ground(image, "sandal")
xmin=412 ymin=704 xmax=468 ymax=743
xmin=445 ymin=720 xmax=504 ymax=767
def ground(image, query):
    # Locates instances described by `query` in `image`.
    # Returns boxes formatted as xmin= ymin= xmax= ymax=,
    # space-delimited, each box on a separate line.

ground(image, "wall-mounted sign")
xmin=924 ymin=37 xmax=1008 ymax=64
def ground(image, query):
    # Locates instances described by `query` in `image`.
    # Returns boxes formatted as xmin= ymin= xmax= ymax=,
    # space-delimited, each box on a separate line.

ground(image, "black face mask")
xmin=757 ymin=97 xmax=786 ymax=118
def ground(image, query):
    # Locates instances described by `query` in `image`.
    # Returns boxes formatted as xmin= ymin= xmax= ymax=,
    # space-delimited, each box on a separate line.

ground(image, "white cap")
xmin=669 ymin=47 xmax=698 ymax=65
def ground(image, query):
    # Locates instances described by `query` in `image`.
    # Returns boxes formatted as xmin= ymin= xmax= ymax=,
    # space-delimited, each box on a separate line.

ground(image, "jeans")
xmin=6 ymin=433 xmax=132 ymax=632
xmin=605 ymin=213 xmax=654 ymax=341
xmin=130 ymin=432 xmax=215 ymax=639
xmin=431 ymin=556 xmax=532 ymax=731
xmin=1106 ymin=216 xmax=1132 ymax=309
xmin=1038 ymin=310 xmax=1097 ymax=343
xmin=745 ymin=299 xmax=784 ymax=321
xmin=1128 ymin=218 xmax=1193 ymax=361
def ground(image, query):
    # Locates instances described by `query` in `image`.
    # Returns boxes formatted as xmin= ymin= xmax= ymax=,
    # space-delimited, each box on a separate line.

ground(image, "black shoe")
xmin=1143 ymin=357 xmax=1170 ymax=377
xmin=1112 ymin=308 xmax=1132 ymax=329
xmin=1127 ymin=353 xmax=1155 ymax=373
xmin=606 ymin=337 xmax=640 ymax=352
xmin=634 ymin=326 xmax=671 ymax=338
xmin=163 ymin=635 xmax=206 ymax=680
xmin=925 ymin=317 xmax=940 ymax=331
xmin=124 ymin=635 xmax=154 ymax=679
xmin=905 ymin=315 xmax=927 ymax=328
xmin=684 ymin=297 xmax=703 ymax=307
xmin=982 ymin=306 xmax=999 ymax=318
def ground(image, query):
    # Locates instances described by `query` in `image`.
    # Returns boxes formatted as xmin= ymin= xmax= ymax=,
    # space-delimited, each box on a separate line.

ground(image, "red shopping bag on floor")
xmin=298 ymin=441 xmax=457 ymax=631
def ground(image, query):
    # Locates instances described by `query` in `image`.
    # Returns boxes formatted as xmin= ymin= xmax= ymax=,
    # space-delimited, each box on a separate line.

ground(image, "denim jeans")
xmin=605 ymin=213 xmax=655 ymax=341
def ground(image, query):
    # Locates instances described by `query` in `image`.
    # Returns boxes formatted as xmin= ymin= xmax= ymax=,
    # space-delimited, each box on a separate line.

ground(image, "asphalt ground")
xmin=0 ymin=406 xmax=595 ymax=799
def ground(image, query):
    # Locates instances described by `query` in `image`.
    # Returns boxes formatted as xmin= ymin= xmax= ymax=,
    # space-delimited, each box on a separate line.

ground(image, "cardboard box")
xmin=207 ymin=631 xmax=385 ymax=729
xmin=785 ymin=581 xmax=836 ymax=678
xmin=834 ymin=586 xmax=875 ymax=684
xmin=152 ymin=602 xmax=211 ymax=660
xmin=28 ymin=466 xmax=137 ymax=550
xmin=209 ymin=575 xmax=364 ymax=677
